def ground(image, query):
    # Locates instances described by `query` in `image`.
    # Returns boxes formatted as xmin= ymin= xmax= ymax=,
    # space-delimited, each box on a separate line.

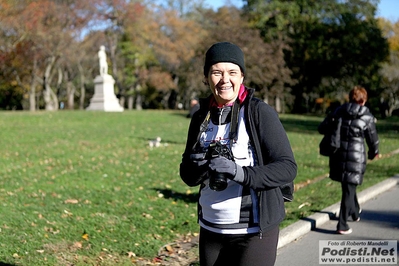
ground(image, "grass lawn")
xmin=1 ymin=110 xmax=398 ymax=265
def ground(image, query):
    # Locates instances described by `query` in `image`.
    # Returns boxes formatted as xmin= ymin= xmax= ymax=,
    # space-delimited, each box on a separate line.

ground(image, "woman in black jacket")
xmin=319 ymin=86 xmax=379 ymax=235
xmin=179 ymin=42 xmax=297 ymax=266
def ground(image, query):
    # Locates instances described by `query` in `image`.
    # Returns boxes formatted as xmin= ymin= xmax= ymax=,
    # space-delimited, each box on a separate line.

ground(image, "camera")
xmin=206 ymin=141 xmax=235 ymax=191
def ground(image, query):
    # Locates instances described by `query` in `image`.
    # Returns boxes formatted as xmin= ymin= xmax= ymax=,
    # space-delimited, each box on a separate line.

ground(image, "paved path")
xmin=275 ymin=175 xmax=399 ymax=266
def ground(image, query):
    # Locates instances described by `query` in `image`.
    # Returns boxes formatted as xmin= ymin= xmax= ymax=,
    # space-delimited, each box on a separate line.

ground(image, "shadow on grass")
xmin=279 ymin=117 xmax=321 ymax=135
xmin=153 ymin=188 xmax=198 ymax=203
xmin=0 ymin=262 xmax=16 ymax=266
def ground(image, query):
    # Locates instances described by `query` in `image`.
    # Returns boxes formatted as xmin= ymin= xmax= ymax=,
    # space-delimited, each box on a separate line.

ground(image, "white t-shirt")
xmin=198 ymin=108 xmax=259 ymax=234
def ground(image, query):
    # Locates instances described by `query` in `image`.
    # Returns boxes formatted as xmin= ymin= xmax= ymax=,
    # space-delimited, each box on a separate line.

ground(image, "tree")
xmin=147 ymin=6 xmax=207 ymax=109
xmin=191 ymin=6 xmax=294 ymax=112
xmin=0 ymin=1 xmax=44 ymax=110
xmin=0 ymin=0 xmax=95 ymax=110
xmin=246 ymin=0 xmax=389 ymax=113
xmin=378 ymin=18 xmax=399 ymax=116
xmin=0 ymin=38 xmax=41 ymax=110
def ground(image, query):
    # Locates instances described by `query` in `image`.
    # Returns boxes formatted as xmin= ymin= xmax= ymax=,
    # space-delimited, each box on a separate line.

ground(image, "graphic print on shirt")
xmin=198 ymin=108 xmax=259 ymax=230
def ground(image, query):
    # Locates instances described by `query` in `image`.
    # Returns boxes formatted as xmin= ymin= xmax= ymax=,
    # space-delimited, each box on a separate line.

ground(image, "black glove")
xmin=208 ymin=157 xmax=244 ymax=183
xmin=368 ymin=152 xmax=378 ymax=160
xmin=190 ymin=153 xmax=208 ymax=166
xmin=189 ymin=153 xmax=209 ymax=177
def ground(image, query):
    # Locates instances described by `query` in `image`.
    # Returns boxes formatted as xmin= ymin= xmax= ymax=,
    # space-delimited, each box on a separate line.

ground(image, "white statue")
xmin=98 ymin=45 xmax=108 ymax=76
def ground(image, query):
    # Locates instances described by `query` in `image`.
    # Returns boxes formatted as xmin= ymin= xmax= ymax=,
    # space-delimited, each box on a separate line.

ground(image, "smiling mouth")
xmin=217 ymin=86 xmax=232 ymax=91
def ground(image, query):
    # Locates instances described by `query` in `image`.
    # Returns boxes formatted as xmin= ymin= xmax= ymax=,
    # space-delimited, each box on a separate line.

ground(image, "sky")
xmin=376 ymin=0 xmax=399 ymax=21
xmin=204 ymin=0 xmax=399 ymax=22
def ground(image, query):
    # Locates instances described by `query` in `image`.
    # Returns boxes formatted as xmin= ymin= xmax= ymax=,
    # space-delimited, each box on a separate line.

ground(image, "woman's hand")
xmin=209 ymin=157 xmax=244 ymax=183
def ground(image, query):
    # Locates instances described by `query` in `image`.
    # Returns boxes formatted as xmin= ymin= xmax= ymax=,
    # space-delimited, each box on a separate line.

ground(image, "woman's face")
xmin=207 ymin=62 xmax=244 ymax=106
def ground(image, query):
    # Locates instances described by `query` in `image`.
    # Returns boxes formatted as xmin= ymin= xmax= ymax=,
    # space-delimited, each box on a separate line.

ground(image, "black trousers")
xmin=337 ymin=182 xmax=360 ymax=231
xmin=199 ymin=225 xmax=279 ymax=266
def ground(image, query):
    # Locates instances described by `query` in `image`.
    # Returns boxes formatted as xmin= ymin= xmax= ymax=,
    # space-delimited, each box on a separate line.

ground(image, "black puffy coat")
xmin=328 ymin=103 xmax=379 ymax=185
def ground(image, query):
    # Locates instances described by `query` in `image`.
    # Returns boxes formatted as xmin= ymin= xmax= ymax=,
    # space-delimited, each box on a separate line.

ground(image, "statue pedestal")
xmin=86 ymin=74 xmax=124 ymax=112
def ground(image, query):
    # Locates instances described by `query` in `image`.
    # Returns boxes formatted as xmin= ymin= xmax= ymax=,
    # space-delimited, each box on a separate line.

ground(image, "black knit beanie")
xmin=203 ymin=42 xmax=245 ymax=76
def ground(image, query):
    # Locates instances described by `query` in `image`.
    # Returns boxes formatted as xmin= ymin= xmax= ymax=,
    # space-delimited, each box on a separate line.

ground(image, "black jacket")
xmin=320 ymin=103 xmax=379 ymax=185
xmin=180 ymin=88 xmax=297 ymax=233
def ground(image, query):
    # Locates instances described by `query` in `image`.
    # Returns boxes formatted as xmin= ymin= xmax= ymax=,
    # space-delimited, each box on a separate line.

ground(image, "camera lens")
xmin=209 ymin=172 xmax=228 ymax=191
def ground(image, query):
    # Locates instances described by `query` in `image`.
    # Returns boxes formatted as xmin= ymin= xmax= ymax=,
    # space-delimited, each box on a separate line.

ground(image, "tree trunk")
xmin=29 ymin=58 xmax=38 ymax=111
xmin=66 ymin=81 xmax=76 ymax=109
xmin=119 ymin=95 xmax=126 ymax=109
xmin=43 ymin=56 xmax=58 ymax=111
xmin=44 ymin=83 xmax=58 ymax=110
xmin=14 ymin=59 xmax=37 ymax=111
xmin=263 ymin=94 xmax=269 ymax=104
xmin=275 ymin=96 xmax=281 ymax=113
xmin=135 ymin=93 xmax=142 ymax=110
xmin=29 ymin=81 xmax=36 ymax=111
xmin=127 ymin=86 xmax=134 ymax=110
xmin=64 ymin=70 xmax=75 ymax=110
xmin=78 ymin=64 xmax=86 ymax=110
xmin=80 ymin=82 xmax=85 ymax=110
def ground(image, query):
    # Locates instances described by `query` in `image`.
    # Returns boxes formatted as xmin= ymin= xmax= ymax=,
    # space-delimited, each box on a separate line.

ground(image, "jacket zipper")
xmin=218 ymin=107 xmax=223 ymax=125
xmin=246 ymin=98 xmax=264 ymax=239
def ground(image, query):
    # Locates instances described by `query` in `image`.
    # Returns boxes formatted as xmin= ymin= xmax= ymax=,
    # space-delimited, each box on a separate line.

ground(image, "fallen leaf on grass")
xmin=44 ymin=227 xmax=60 ymax=234
xmin=142 ymin=213 xmax=153 ymax=219
xmin=298 ymin=202 xmax=311 ymax=209
xmin=64 ymin=199 xmax=79 ymax=204
xmin=82 ymin=232 xmax=89 ymax=241
xmin=153 ymin=234 xmax=162 ymax=240
xmin=73 ymin=242 xmax=83 ymax=249
xmin=153 ymin=257 xmax=162 ymax=263
xmin=127 ymin=251 xmax=136 ymax=258
xmin=165 ymin=245 xmax=174 ymax=253
xmin=61 ymin=210 xmax=73 ymax=218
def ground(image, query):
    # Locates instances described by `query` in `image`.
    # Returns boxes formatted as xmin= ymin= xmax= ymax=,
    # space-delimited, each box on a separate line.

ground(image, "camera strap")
xmin=229 ymin=100 xmax=240 ymax=142
xmin=192 ymin=100 xmax=240 ymax=151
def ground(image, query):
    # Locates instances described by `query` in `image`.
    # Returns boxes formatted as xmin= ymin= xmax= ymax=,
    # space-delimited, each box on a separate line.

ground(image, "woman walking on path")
xmin=318 ymin=86 xmax=379 ymax=235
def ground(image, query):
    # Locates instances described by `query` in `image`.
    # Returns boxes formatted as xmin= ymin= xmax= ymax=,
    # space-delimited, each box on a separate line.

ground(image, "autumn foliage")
xmin=0 ymin=0 xmax=398 ymax=115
